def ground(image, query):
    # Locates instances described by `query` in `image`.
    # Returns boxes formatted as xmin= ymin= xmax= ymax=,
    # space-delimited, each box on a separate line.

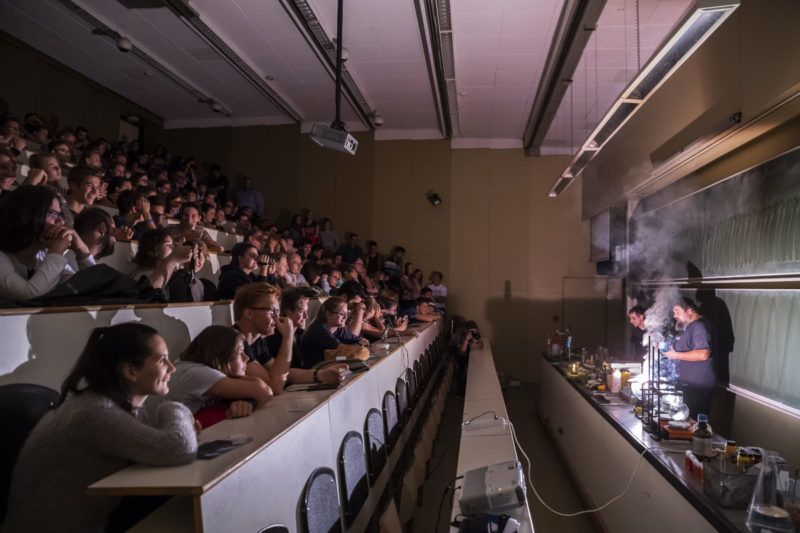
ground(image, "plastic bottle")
xmin=692 ymin=414 xmax=713 ymax=459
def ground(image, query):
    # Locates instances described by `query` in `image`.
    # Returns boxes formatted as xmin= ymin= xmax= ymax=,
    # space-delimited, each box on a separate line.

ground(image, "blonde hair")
xmin=233 ymin=282 xmax=281 ymax=321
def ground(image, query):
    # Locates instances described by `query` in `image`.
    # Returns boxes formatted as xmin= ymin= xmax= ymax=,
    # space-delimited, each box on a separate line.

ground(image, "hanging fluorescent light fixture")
xmin=548 ymin=0 xmax=740 ymax=197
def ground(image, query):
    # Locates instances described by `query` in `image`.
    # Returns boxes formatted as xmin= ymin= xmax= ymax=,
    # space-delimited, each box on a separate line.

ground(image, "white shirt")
xmin=427 ymin=283 xmax=448 ymax=298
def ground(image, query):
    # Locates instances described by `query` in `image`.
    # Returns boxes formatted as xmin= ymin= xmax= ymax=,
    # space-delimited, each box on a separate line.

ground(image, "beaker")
xmin=746 ymin=449 xmax=795 ymax=532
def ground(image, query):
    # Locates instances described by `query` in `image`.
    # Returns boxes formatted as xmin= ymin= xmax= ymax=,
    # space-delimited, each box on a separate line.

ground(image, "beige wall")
xmin=373 ymin=140 xmax=451 ymax=281
xmin=0 ymin=31 xmax=163 ymax=147
xmin=449 ymin=150 xmax=594 ymax=381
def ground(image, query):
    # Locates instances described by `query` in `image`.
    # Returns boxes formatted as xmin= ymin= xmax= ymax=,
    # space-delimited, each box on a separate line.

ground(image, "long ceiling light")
xmin=547 ymin=0 xmax=740 ymax=198
xmin=413 ymin=0 xmax=455 ymax=137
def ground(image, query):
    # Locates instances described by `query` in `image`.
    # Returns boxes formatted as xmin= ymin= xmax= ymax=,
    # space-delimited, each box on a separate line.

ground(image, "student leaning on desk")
xmin=4 ymin=323 xmax=198 ymax=533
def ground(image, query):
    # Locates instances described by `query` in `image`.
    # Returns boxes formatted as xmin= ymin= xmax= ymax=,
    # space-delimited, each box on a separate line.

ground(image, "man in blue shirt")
xmin=664 ymin=297 xmax=716 ymax=419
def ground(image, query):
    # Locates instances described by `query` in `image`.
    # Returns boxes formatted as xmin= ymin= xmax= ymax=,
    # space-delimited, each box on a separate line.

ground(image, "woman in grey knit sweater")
xmin=4 ymin=323 xmax=198 ymax=533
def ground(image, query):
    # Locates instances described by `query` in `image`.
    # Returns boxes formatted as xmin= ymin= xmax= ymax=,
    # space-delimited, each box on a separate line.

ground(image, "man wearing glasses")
xmin=235 ymin=286 xmax=347 ymax=392
xmin=298 ymin=296 xmax=368 ymax=369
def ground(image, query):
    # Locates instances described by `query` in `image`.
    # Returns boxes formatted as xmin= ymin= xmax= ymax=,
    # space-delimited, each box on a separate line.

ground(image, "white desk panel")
xmin=199 ymin=404 xmax=335 ymax=533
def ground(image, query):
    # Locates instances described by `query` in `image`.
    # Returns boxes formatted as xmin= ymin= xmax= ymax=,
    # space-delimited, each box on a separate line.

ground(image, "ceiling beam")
xmin=279 ymin=0 xmax=375 ymax=130
xmin=56 ymin=0 xmax=233 ymax=117
xmin=414 ymin=0 xmax=453 ymax=138
xmin=522 ymin=0 xmax=606 ymax=156
xmin=163 ymin=0 xmax=303 ymax=123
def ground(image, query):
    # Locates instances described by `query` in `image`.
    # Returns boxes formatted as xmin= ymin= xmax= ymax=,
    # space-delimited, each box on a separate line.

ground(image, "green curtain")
xmin=717 ymin=289 xmax=800 ymax=409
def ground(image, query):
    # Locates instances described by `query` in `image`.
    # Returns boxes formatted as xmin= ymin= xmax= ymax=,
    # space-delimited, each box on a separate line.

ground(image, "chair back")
xmin=406 ymin=367 xmax=417 ymax=405
xmin=395 ymin=378 xmax=408 ymax=425
xmin=382 ymin=391 xmax=399 ymax=451
xmin=337 ymin=432 xmax=368 ymax=526
xmin=363 ymin=409 xmax=386 ymax=485
xmin=301 ymin=467 xmax=342 ymax=533
xmin=0 ymin=384 xmax=60 ymax=523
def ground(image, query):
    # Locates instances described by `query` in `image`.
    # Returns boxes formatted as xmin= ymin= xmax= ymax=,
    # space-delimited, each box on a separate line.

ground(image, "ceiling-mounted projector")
xmin=310 ymin=124 xmax=358 ymax=155
xmin=308 ymin=0 xmax=360 ymax=156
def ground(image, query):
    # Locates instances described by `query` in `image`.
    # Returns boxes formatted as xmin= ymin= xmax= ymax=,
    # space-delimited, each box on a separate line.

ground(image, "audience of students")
xmin=0 ymin=107 xmax=458 ymax=529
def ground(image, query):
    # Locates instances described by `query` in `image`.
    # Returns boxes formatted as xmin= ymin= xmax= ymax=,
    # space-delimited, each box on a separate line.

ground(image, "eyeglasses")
xmin=250 ymin=306 xmax=280 ymax=316
xmin=46 ymin=209 xmax=64 ymax=221
xmin=331 ymin=310 xmax=349 ymax=317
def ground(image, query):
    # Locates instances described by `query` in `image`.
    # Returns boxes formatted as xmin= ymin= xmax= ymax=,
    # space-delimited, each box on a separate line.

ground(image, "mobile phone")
xmin=196 ymin=436 xmax=253 ymax=460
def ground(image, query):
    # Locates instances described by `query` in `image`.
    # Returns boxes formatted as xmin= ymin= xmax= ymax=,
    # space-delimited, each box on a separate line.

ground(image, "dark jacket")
xmin=216 ymin=263 xmax=268 ymax=300
xmin=167 ymin=269 xmax=217 ymax=303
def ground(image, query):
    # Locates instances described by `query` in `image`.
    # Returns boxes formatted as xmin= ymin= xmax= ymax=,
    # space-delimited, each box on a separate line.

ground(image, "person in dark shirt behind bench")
xmin=298 ymin=296 xmax=368 ymax=369
xmin=664 ymin=297 xmax=717 ymax=419
xmin=233 ymin=283 xmax=346 ymax=392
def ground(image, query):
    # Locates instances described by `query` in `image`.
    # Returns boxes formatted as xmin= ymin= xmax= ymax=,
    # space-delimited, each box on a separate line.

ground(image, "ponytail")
xmin=60 ymin=327 xmax=108 ymax=403
xmin=60 ymin=323 xmax=160 ymax=413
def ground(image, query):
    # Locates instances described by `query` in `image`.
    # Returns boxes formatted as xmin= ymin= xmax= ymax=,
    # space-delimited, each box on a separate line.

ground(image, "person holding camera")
xmin=170 ymin=203 xmax=223 ymax=253
xmin=451 ymin=319 xmax=482 ymax=397
xmin=166 ymin=240 xmax=217 ymax=302
xmin=217 ymin=242 xmax=274 ymax=300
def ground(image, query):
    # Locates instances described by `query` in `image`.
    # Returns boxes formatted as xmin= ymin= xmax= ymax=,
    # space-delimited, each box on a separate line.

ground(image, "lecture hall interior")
xmin=1 ymin=0 xmax=800 ymax=532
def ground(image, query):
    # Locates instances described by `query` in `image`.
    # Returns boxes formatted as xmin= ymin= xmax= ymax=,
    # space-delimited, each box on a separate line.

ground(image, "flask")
xmin=692 ymin=414 xmax=713 ymax=459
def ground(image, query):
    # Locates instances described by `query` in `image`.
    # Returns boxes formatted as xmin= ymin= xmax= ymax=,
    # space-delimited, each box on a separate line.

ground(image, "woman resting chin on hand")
xmin=164 ymin=325 xmax=273 ymax=429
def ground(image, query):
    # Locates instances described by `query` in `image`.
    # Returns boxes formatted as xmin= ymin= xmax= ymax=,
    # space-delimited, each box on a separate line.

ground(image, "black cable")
xmin=425 ymin=434 xmax=458 ymax=480
xmin=427 ymin=410 xmax=500 ymax=479
xmin=434 ymin=476 xmax=463 ymax=533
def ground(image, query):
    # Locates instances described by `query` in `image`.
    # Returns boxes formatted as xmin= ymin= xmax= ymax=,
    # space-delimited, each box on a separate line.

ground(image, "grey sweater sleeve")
xmin=0 ymin=251 xmax=69 ymax=300
xmin=78 ymin=398 xmax=198 ymax=466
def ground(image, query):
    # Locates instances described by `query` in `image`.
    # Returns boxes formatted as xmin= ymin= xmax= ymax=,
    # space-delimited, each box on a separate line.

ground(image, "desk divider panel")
xmin=199 ymin=405 xmax=336 ymax=533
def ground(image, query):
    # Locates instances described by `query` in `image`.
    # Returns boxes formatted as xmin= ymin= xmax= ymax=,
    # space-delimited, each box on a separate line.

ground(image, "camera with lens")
xmin=185 ymin=240 xmax=197 ymax=272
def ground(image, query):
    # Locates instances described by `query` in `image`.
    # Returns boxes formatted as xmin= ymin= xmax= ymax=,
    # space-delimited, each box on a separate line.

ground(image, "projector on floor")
xmin=459 ymin=460 xmax=526 ymax=515
xmin=310 ymin=124 xmax=358 ymax=155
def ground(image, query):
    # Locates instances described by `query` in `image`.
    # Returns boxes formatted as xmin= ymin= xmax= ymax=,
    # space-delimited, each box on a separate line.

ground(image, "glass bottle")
xmin=692 ymin=414 xmax=713 ymax=459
